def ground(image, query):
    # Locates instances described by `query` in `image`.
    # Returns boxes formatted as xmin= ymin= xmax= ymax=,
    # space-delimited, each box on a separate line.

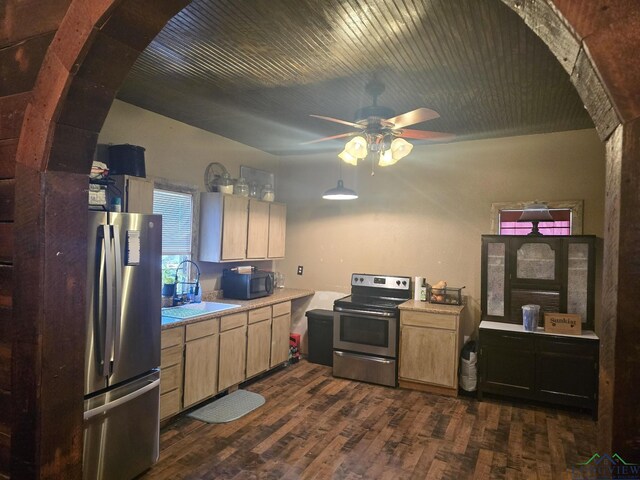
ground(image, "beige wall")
xmin=98 ymin=102 xmax=606 ymax=343
xmin=276 ymin=128 xmax=605 ymax=339
xmin=98 ymin=100 xmax=279 ymax=292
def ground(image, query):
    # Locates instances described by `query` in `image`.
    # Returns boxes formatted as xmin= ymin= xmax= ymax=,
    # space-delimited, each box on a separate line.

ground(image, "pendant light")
xmin=322 ymin=159 xmax=358 ymax=200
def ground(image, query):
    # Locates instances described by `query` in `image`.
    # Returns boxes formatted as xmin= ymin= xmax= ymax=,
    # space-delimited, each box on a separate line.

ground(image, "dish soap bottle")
xmin=420 ymin=279 xmax=428 ymax=302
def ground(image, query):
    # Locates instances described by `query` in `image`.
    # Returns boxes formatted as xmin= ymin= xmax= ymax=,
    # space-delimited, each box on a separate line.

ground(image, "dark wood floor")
xmin=141 ymin=360 xmax=596 ymax=479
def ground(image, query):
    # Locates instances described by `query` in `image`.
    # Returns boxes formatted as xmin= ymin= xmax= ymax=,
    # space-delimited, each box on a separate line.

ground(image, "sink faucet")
xmin=174 ymin=260 xmax=201 ymax=305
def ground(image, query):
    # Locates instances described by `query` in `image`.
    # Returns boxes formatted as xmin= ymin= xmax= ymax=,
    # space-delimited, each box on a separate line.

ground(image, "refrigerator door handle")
xmin=83 ymin=378 xmax=160 ymax=421
xmin=112 ymin=224 xmax=123 ymax=370
xmin=102 ymin=225 xmax=115 ymax=378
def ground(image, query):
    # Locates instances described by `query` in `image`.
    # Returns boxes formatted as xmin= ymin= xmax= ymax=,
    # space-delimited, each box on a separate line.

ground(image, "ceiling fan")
xmin=304 ymin=79 xmax=455 ymax=166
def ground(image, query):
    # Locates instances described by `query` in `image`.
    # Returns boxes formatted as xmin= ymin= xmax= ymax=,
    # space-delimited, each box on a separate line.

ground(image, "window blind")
xmin=153 ymin=189 xmax=193 ymax=255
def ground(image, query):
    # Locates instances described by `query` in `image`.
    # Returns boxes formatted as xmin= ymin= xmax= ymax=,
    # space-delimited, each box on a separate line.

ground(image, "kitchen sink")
xmin=161 ymin=301 xmax=241 ymax=322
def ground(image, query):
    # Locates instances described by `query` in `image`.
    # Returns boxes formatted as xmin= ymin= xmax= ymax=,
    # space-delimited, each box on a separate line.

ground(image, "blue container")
xmin=522 ymin=304 xmax=540 ymax=331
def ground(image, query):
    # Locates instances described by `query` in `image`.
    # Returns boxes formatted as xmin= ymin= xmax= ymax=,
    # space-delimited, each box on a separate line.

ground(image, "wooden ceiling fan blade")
xmin=310 ymin=114 xmax=362 ymax=129
xmin=301 ymin=132 xmax=355 ymax=145
xmin=399 ymin=129 xmax=455 ymax=140
xmin=386 ymin=108 xmax=440 ymax=129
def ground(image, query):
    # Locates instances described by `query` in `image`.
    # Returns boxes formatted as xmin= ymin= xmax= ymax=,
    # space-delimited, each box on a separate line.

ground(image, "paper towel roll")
xmin=413 ymin=277 xmax=423 ymax=300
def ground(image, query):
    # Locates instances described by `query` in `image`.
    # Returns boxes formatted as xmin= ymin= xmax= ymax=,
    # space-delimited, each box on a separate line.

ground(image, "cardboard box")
xmin=544 ymin=313 xmax=582 ymax=335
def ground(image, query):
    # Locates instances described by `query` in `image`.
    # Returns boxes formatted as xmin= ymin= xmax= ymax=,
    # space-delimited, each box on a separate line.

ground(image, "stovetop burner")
xmin=334 ymin=294 xmax=406 ymax=312
xmin=334 ymin=273 xmax=412 ymax=312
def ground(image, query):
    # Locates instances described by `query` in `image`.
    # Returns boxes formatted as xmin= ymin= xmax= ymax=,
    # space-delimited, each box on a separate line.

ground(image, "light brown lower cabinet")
xmin=183 ymin=334 xmax=219 ymax=408
xmin=218 ymin=324 xmax=247 ymax=391
xmin=246 ymin=306 xmax=272 ymax=378
xmin=270 ymin=301 xmax=292 ymax=368
xmin=183 ymin=319 xmax=219 ymax=408
xmin=398 ymin=306 xmax=463 ymax=396
xmin=160 ymin=300 xmax=297 ymax=421
xmin=160 ymin=328 xmax=184 ymax=420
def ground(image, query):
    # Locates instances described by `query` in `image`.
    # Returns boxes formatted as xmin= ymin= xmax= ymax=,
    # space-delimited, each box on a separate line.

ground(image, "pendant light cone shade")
xmin=344 ymin=136 xmax=368 ymax=159
xmin=338 ymin=149 xmax=359 ymax=166
xmin=322 ymin=179 xmax=358 ymax=200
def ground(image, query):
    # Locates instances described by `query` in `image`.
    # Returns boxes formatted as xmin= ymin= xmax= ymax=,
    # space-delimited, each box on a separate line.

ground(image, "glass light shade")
xmin=344 ymin=136 xmax=368 ymax=159
xmin=338 ymin=149 xmax=358 ymax=166
xmin=390 ymin=137 xmax=413 ymax=161
xmin=378 ymin=148 xmax=398 ymax=167
xmin=322 ymin=180 xmax=358 ymax=200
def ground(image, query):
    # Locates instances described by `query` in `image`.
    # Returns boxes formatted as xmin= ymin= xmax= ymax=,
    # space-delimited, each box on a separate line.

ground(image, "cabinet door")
xmin=221 ymin=195 xmax=249 ymax=261
xmin=246 ymin=319 xmax=272 ymax=378
xmin=125 ymin=176 xmax=154 ymax=214
xmin=481 ymin=236 xmax=509 ymax=321
xmin=479 ymin=330 xmax=535 ymax=399
xmin=510 ymin=237 xmax=562 ymax=286
xmin=535 ymin=336 xmax=598 ymax=409
xmin=399 ymin=325 xmax=456 ymax=387
xmin=246 ymin=199 xmax=270 ymax=259
xmin=270 ymin=313 xmax=291 ymax=367
xmin=218 ymin=326 xmax=247 ymax=391
xmin=183 ymin=334 xmax=218 ymax=408
xmin=267 ymin=203 xmax=286 ymax=258
xmin=564 ymin=238 xmax=596 ymax=330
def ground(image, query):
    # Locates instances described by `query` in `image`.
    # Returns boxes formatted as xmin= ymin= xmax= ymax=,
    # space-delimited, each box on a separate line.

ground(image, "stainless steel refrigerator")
xmin=83 ymin=211 xmax=162 ymax=480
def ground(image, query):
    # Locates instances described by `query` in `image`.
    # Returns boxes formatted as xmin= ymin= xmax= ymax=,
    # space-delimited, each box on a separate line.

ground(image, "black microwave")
xmin=221 ymin=270 xmax=274 ymax=300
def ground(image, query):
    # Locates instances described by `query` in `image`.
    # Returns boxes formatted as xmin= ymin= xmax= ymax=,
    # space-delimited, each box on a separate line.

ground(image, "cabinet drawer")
xmin=248 ymin=306 xmax=271 ymax=324
xmin=220 ymin=311 xmax=248 ymax=331
xmin=160 ymin=364 xmax=181 ymax=394
xmin=186 ymin=318 xmax=219 ymax=341
xmin=272 ymin=301 xmax=291 ymax=317
xmin=535 ymin=336 xmax=598 ymax=356
xmin=160 ymin=389 xmax=181 ymax=420
xmin=161 ymin=327 xmax=184 ymax=349
xmin=401 ymin=311 xmax=457 ymax=330
xmin=480 ymin=330 xmax=533 ymax=349
xmin=161 ymin=344 xmax=183 ymax=369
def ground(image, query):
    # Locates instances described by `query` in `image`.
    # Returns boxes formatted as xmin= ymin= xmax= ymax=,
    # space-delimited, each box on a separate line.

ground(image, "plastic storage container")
xmin=306 ymin=309 xmax=334 ymax=366
xmin=522 ymin=304 xmax=540 ymax=331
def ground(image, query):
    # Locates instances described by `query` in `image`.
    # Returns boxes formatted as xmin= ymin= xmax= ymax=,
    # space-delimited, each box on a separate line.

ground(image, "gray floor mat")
xmin=187 ymin=389 xmax=265 ymax=423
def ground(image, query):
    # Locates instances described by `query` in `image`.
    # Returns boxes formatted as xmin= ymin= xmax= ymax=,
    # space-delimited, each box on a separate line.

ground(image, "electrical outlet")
xmin=297 ymin=265 xmax=304 ymax=275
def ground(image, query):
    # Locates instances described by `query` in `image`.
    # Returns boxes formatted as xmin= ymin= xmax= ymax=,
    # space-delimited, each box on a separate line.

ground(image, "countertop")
xmin=479 ymin=320 xmax=599 ymax=340
xmin=398 ymin=299 xmax=465 ymax=315
xmin=161 ymin=288 xmax=314 ymax=329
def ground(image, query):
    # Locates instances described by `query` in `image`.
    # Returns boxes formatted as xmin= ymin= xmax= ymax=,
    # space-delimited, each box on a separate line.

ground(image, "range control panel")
xmin=351 ymin=273 xmax=411 ymax=291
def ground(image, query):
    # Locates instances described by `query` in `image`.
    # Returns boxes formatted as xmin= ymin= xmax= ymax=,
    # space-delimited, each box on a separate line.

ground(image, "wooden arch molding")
xmin=1 ymin=0 xmax=638 ymax=477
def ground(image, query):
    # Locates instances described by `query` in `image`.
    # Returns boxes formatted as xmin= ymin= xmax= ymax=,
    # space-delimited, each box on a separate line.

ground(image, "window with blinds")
xmin=153 ymin=188 xmax=194 ymax=284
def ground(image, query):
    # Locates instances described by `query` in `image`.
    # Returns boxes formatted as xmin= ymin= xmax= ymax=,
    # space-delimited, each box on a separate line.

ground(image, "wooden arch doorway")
xmin=4 ymin=0 xmax=639 ymax=477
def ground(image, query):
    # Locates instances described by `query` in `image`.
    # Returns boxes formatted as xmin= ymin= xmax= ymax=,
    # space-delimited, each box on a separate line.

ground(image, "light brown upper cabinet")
xmin=199 ymin=192 xmax=286 ymax=263
xmin=246 ymin=199 xmax=270 ymax=259
xmin=110 ymin=174 xmax=154 ymax=214
xmin=267 ymin=203 xmax=286 ymax=258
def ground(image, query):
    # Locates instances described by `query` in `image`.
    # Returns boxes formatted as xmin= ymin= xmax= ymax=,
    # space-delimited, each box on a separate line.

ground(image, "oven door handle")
xmin=334 ymin=306 xmax=396 ymax=318
xmin=334 ymin=351 xmax=395 ymax=364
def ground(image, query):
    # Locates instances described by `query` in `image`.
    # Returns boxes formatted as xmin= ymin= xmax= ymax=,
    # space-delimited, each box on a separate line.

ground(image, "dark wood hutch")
xmin=478 ymin=235 xmax=599 ymax=417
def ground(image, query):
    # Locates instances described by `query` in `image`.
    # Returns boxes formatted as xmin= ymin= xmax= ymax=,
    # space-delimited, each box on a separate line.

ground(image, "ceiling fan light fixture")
xmin=322 ymin=179 xmax=358 ymax=200
xmin=344 ymin=136 xmax=368 ymax=159
xmin=338 ymin=149 xmax=359 ymax=166
xmin=390 ymin=137 xmax=413 ymax=161
xmin=378 ymin=149 xmax=397 ymax=167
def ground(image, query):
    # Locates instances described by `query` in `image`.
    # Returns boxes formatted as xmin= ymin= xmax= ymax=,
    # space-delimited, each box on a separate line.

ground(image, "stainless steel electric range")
xmin=333 ymin=273 xmax=411 ymax=387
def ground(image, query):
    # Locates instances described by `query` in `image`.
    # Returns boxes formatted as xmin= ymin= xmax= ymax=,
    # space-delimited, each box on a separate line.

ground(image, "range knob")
xmin=396 ymin=280 xmax=401 ymax=285
xmin=359 ymin=277 xmax=364 ymax=282
xmin=402 ymin=280 xmax=407 ymax=286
